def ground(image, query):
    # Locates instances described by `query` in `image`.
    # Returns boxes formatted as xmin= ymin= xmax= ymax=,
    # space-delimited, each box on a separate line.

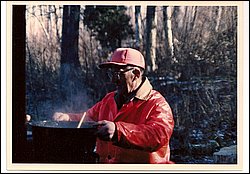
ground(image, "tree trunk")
xmin=61 ymin=5 xmax=80 ymax=66
xmin=215 ymin=6 xmax=222 ymax=32
xmin=163 ymin=6 xmax=174 ymax=59
xmin=151 ymin=7 xmax=157 ymax=71
xmin=145 ymin=6 xmax=156 ymax=73
xmin=60 ymin=5 xmax=81 ymax=109
xmin=135 ymin=6 xmax=142 ymax=50
xmin=53 ymin=5 xmax=61 ymax=45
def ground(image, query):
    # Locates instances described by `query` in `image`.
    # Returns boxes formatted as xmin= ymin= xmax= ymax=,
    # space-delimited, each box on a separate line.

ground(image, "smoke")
xmin=26 ymin=63 xmax=94 ymax=121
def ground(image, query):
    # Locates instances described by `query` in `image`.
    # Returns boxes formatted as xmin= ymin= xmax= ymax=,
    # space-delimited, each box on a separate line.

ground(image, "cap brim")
xmin=98 ymin=62 xmax=128 ymax=69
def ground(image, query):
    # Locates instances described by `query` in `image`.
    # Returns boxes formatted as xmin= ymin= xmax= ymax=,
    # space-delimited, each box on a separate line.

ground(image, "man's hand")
xmin=97 ymin=120 xmax=116 ymax=141
xmin=52 ymin=112 xmax=70 ymax=121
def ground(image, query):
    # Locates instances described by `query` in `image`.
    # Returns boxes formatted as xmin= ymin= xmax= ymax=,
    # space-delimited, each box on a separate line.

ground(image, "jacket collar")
xmin=134 ymin=76 xmax=152 ymax=101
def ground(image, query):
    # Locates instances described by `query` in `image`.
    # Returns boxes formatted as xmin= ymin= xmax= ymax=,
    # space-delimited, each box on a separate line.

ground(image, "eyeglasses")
xmin=107 ymin=68 xmax=134 ymax=79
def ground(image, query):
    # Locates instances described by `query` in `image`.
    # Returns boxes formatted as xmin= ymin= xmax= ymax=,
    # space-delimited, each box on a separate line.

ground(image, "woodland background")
xmin=25 ymin=5 xmax=237 ymax=164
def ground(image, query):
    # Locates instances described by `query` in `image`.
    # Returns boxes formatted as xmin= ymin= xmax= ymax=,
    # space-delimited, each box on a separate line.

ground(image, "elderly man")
xmin=53 ymin=48 xmax=175 ymax=164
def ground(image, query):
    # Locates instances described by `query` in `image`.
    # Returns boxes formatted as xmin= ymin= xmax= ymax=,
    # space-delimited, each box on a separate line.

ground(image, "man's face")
xmin=107 ymin=65 xmax=135 ymax=95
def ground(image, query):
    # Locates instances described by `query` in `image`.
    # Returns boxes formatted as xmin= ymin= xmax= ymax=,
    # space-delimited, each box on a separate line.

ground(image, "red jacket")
xmin=69 ymin=78 xmax=174 ymax=164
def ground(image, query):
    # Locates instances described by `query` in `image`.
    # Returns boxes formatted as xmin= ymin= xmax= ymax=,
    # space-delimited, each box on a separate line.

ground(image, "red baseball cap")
xmin=99 ymin=48 xmax=145 ymax=69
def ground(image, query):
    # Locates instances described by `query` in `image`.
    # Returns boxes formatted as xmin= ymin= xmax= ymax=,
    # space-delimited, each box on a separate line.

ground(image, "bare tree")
xmin=163 ymin=6 xmax=174 ymax=59
xmin=60 ymin=5 xmax=81 ymax=111
xmin=135 ymin=6 xmax=142 ymax=50
xmin=145 ymin=6 xmax=156 ymax=73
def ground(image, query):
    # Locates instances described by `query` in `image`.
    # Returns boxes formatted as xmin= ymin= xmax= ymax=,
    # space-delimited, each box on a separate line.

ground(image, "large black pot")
xmin=28 ymin=120 xmax=99 ymax=163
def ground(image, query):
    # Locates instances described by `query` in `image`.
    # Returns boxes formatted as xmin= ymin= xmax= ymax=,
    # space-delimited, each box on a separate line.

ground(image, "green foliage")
xmin=83 ymin=5 xmax=134 ymax=52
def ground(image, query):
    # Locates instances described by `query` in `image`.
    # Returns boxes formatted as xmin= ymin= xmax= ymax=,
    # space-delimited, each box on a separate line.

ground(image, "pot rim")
xmin=28 ymin=120 xmax=99 ymax=129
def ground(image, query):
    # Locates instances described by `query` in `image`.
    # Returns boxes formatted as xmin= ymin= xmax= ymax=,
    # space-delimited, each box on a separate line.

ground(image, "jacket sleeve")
xmin=113 ymin=99 xmax=174 ymax=152
xmin=85 ymin=92 xmax=115 ymax=121
xmin=85 ymin=100 xmax=102 ymax=121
